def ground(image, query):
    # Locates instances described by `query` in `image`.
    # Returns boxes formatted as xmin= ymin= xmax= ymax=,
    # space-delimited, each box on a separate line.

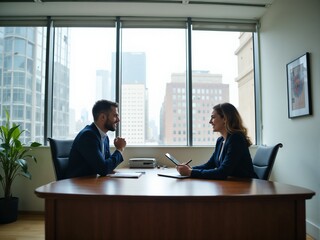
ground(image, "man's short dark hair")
xmin=92 ymin=100 xmax=118 ymax=121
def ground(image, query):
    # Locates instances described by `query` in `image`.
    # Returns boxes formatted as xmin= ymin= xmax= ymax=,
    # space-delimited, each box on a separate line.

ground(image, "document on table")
xmin=107 ymin=172 xmax=143 ymax=178
xmin=157 ymin=170 xmax=189 ymax=179
xmin=157 ymin=172 xmax=189 ymax=179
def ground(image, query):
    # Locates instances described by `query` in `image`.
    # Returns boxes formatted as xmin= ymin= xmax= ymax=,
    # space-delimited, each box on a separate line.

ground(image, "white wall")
xmin=259 ymin=0 xmax=320 ymax=238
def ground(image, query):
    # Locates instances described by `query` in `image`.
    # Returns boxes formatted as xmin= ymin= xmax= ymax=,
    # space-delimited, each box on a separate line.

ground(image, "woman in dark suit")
xmin=177 ymin=102 xmax=257 ymax=179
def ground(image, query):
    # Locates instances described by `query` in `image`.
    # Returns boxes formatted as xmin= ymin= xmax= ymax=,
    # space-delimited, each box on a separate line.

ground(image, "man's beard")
xmin=104 ymin=120 xmax=116 ymax=131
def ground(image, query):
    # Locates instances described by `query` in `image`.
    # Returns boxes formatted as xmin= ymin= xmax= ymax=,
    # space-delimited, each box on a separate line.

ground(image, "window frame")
xmin=0 ymin=17 xmax=261 ymax=146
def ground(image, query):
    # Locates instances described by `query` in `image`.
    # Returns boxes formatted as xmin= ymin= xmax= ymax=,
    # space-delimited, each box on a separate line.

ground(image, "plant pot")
xmin=0 ymin=197 xmax=19 ymax=224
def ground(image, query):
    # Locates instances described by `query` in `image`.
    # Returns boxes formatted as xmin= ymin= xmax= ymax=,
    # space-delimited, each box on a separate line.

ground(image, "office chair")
xmin=47 ymin=138 xmax=74 ymax=180
xmin=252 ymin=143 xmax=283 ymax=180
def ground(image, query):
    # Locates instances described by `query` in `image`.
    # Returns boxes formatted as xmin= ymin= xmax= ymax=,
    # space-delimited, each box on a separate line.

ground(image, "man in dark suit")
xmin=66 ymin=100 xmax=126 ymax=178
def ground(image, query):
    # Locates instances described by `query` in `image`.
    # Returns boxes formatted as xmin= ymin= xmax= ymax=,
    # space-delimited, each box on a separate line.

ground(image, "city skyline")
xmin=69 ymin=29 xmax=240 ymax=123
xmin=0 ymin=27 xmax=254 ymax=145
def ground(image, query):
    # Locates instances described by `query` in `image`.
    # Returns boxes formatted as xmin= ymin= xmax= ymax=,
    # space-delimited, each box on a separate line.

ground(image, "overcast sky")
xmin=68 ymin=28 xmax=239 ymax=123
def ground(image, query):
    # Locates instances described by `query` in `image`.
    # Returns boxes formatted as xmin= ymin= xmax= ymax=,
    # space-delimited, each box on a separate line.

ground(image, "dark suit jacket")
xmin=66 ymin=123 xmax=123 ymax=178
xmin=191 ymin=132 xmax=258 ymax=180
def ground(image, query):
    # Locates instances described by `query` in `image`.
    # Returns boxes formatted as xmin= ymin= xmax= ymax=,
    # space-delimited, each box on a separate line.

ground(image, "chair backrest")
xmin=252 ymin=143 xmax=283 ymax=180
xmin=47 ymin=138 xmax=73 ymax=180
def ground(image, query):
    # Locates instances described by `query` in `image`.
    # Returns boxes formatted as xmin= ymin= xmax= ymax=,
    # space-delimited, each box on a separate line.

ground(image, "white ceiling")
xmin=0 ymin=0 xmax=274 ymax=20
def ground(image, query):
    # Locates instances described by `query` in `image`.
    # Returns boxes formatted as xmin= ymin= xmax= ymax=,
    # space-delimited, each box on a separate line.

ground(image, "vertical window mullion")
xmin=253 ymin=30 xmax=261 ymax=145
xmin=186 ymin=18 xmax=193 ymax=146
xmin=44 ymin=17 xmax=54 ymax=145
xmin=115 ymin=17 xmax=122 ymax=137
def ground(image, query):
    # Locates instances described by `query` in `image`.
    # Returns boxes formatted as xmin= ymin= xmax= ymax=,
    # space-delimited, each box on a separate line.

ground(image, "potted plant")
xmin=0 ymin=110 xmax=41 ymax=224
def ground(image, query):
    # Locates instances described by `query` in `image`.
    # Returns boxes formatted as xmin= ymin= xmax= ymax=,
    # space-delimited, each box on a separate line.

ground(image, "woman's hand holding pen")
xmin=176 ymin=160 xmax=192 ymax=177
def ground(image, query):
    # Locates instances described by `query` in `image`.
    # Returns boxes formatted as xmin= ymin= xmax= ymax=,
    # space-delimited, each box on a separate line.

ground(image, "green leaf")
xmin=30 ymin=142 xmax=42 ymax=147
xmin=0 ymin=109 xmax=41 ymax=198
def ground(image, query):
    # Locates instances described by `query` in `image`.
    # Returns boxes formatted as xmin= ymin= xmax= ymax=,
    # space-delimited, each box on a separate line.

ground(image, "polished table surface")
xmin=35 ymin=168 xmax=315 ymax=240
xmin=35 ymin=168 xmax=314 ymax=198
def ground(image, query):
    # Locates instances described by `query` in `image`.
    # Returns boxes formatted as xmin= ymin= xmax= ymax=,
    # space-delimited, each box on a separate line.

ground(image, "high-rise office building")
xmin=235 ymin=32 xmax=255 ymax=143
xmin=0 ymin=26 xmax=70 ymax=143
xmin=96 ymin=69 xmax=111 ymax=100
xmin=52 ymin=27 xmax=70 ymax=140
xmin=161 ymin=71 xmax=229 ymax=145
xmin=0 ymin=27 xmax=45 ymax=143
xmin=112 ymin=52 xmax=148 ymax=144
xmin=121 ymin=52 xmax=146 ymax=85
xmin=121 ymin=84 xmax=146 ymax=144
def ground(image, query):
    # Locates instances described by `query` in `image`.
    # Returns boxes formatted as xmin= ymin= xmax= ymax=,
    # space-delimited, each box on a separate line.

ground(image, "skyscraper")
xmin=96 ymin=69 xmax=111 ymax=100
xmin=52 ymin=28 xmax=70 ymax=139
xmin=161 ymin=71 xmax=229 ymax=145
xmin=0 ymin=27 xmax=45 ymax=143
xmin=0 ymin=26 xmax=70 ymax=143
xmin=112 ymin=52 xmax=148 ymax=144
xmin=235 ymin=32 xmax=255 ymax=143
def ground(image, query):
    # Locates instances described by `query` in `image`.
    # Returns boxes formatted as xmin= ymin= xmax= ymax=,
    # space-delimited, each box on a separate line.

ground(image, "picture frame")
xmin=286 ymin=52 xmax=311 ymax=118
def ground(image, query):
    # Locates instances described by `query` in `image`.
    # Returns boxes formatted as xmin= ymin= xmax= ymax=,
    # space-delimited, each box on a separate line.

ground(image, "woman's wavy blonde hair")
xmin=213 ymin=102 xmax=252 ymax=146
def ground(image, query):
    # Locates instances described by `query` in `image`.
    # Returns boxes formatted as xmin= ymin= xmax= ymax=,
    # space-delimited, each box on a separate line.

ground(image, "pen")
xmin=185 ymin=159 xmax=192 ymax=165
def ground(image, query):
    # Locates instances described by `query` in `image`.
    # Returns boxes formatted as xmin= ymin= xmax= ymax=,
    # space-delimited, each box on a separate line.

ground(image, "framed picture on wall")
xmin=286 ymin=52 xmax=311 ymax=118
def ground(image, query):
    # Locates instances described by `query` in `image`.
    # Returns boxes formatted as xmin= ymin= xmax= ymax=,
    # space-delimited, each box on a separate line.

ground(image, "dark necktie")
xmin=104 ymin=136 xmax=110 ymax=159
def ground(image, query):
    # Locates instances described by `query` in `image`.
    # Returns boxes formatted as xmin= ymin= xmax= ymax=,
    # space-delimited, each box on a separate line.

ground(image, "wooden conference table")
xmin=35 ymin=168 xmax=315 ymax=240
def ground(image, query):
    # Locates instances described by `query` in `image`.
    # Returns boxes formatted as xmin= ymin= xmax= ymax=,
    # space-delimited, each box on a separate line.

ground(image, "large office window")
xmin=191 ymin=31 xmax=255 ymax=145
xmin=121 ymin=28 xmax=186 ymax=145
xmin=0 ymin=26 xmax=46 ymax=144
xmin=52 ymin=27 xmax=116 ymax=140
xmin=0 ymin=18 xmax=257 ymax=146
